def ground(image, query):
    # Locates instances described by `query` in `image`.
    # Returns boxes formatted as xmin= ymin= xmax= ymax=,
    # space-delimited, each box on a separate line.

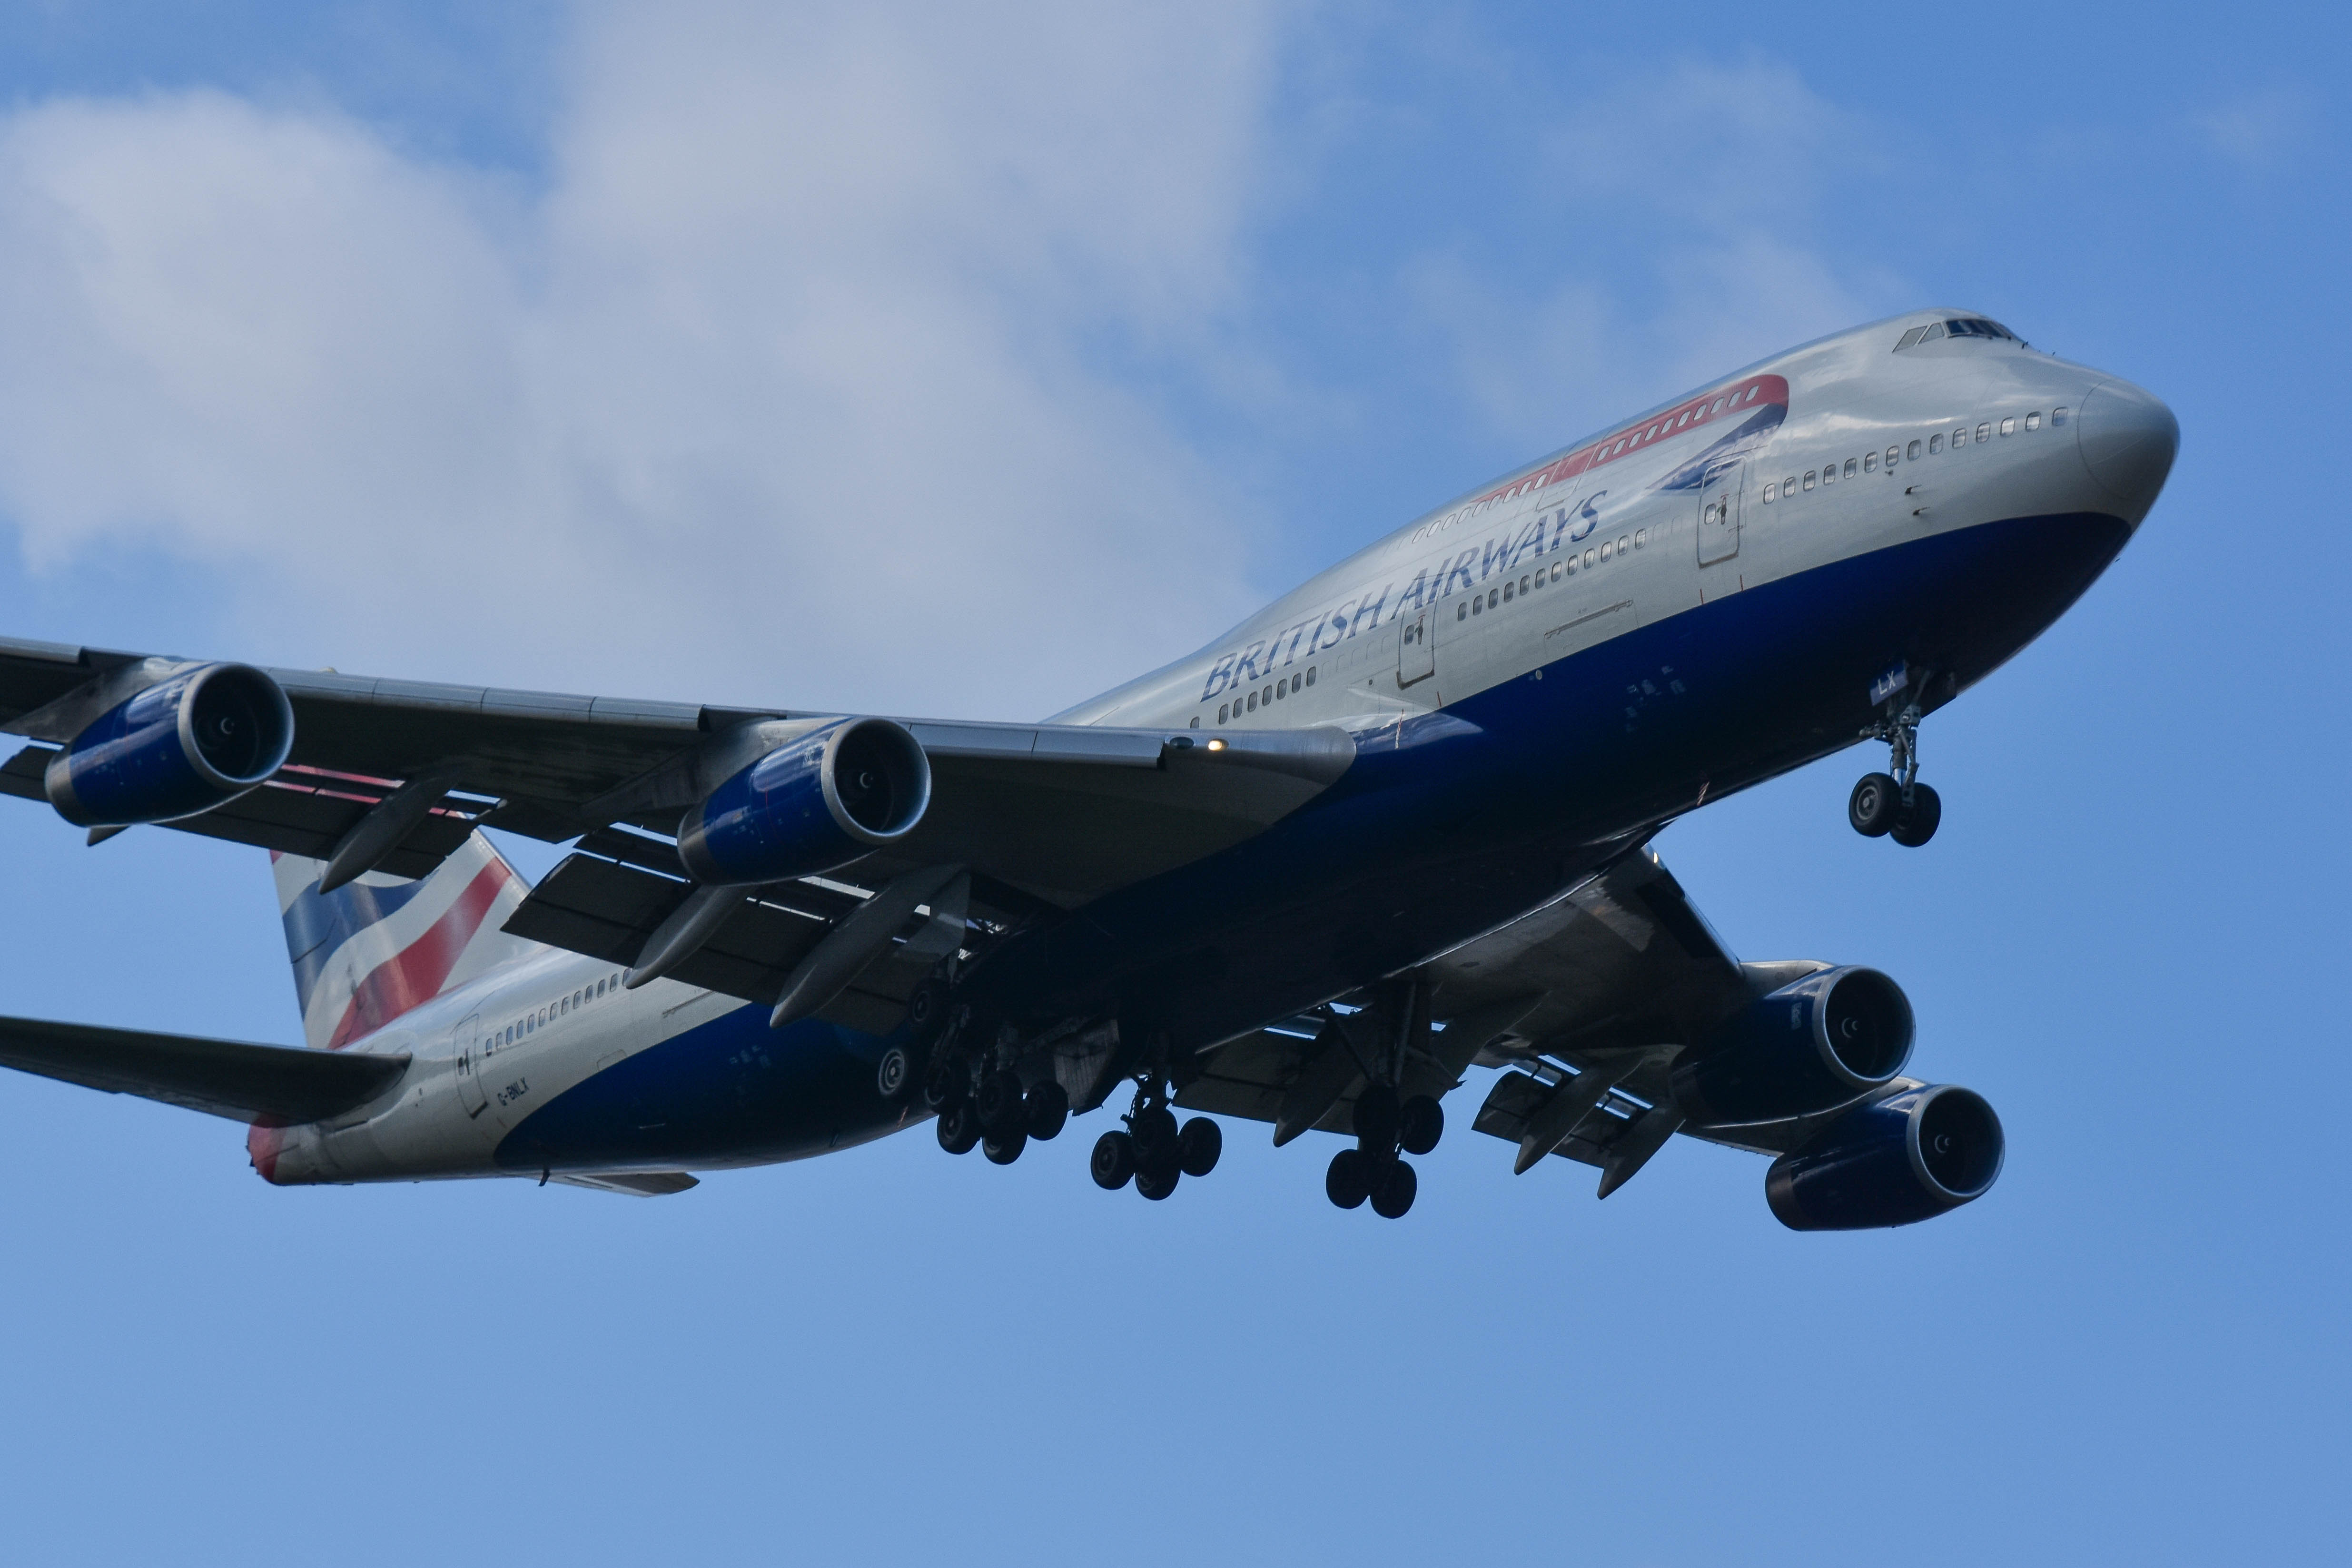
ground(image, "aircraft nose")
xmin=2075 ymin=378 xmax=2179 ymax=514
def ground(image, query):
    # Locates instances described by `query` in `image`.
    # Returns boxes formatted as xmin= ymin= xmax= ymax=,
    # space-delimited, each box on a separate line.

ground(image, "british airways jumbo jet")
xmin=0 ymin=309 xmax=2175 ymax=1225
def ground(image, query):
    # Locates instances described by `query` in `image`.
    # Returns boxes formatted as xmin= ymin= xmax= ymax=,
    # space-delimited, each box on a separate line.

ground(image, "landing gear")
xmin=1026 ymin=1079 xmax=1070 ymax=1141
xmin=1092 ymin=1074 xmax=1223 ymax=1201
xmin=1324 ymin=1084 xmax=1431 ymax=1219
xmin=1853 ymin=696 xmax=1942 ymax=848
xmin=982 ymin=1129 xmax=1027 ymax=1165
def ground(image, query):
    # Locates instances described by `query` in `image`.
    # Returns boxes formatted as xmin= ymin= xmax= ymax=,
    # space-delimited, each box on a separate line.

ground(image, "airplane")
xmin=0 ymin=307 xmax=2176 ymax=1224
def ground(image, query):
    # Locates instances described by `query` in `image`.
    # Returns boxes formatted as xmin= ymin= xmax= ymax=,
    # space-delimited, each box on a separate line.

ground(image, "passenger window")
xmin=1521 ymin=574 xmax=1532 ymax=592
xmin=1600 ymin=541 xmax=1613 ymax=561
xmin=1886 ymin=446 xmax=1900 ymax=466
xmin=1804 ymin=470 xmax=1817 ymax=490
xmin=1471 ymin=597 xmax=1482 ymax=616
xmin=2051 ymin=406 xmax=2068 ymax=427
xmin=1584 ymin=548 xmax=1596 ymax=566
xmin=1246 ymin=691 xmax=1257 ymax=711
xmin=1907 ymin=439 xmax=1921 ymax=459
xmin=1458 ymin=603 xmax=1467 ymax=620
xmin=1217 ymin=703 xmax=1227 ymax=722
xmin=1551 ymin=562 xmax=1562 ymax=581
xmin=1764 ymin=482 xmax=1777 ymax=503
xmin=1820 ymin=464 xmax=1835 ymax=486
xmin=1633 ymin=531 xmax=1645 ymax=548
xmin=1928 ymin=435 xmax=1942 ymax=454
xmin=2000 ymin=417 xmax=2016 ymax=435
xmin=1488 ymin=589 xmax=1499 ymax=608
xmin=1864 ymin=452 xmax=1878 ymax=473
xmin=1844 ymin=458 xmax=1858 ymax=478
xmin=1976 ymin=423 xmax=1991 ymax=442
xmin=1710 ymin=397 xmax=1725 ymax=414
xmin=2025 ymin=412 xmax=2041 ymax=431
xmin=1306 ymin=668 xmax=1316 ymax=687
xmin=1503 ymin=581 xmax=1514 ymax=602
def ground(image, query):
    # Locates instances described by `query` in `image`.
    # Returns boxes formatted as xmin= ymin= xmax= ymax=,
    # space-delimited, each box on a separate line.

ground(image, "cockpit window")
xmin=1896 ymin=316 xmax=2021 ymax=350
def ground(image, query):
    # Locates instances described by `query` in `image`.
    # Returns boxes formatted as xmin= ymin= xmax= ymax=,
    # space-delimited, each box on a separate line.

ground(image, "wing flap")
xmin=0 ymin=1015 xmax=408 ymax=1125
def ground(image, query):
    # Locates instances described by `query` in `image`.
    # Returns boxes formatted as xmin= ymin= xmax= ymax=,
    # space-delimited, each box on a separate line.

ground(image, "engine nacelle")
xmin=1765 ymin=1084 xmax=2005 ymax=1230
xmin=677 ymin=717 xmax=931 ymax=885
xmin=1670 ymin=966 xmax=1914 ymax=1125
xmin=45 ymin=662 xmax=295 ymax=827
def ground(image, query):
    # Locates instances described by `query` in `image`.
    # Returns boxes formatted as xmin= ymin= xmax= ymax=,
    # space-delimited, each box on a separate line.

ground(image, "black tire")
xmin=1890 ymin=782 xmax=1942 ymax=848
xmin=936 ymin=1100 xmax=981 ymax=1155
xmin=1398 ymin=1095 xmax=1444 ymax=1156
xmin=1131 ymin=1105 xmax=1180 ymax=1168
xmin=975 ymin=1071 xmax=1027 ymax=1139
xmin=1090 ymin=1131 xmax=1136 ymax=1190
xmin=1025 ymin=1079 xmax=1070 ymax=1141
xmin=875 ymin=1042 xmax=919 ymax=1102
xmin=905 ymin=979 xmax=951 ymax=1045
xmin=1353 ymin=1083 xmax=1401 ymax=1149
xmin=982 ymin=1129 xmax=1027 ymax=1166
xmin=922 ymin=1054 xmax=968 ymax=1113
xmin=1849 ymin=772 xmax=1900 ymax=837
xmin=1136 ymin=1163 xmax=1180 ymax=1201
xmin=1178 ymin=1116 xmax=1223 ymax=1178
xmin=1370 ymin=1157 xmax=1417 ymax=1219
xmin=1325 ymin=1147 xmax=1370 ymax=1210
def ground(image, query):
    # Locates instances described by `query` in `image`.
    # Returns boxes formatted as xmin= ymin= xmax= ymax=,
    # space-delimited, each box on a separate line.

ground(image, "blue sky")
xmin=0 ymin=4 xmax=2343 ymax=1564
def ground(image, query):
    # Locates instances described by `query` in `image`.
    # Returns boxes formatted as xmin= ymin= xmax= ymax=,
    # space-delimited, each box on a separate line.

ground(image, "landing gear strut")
xmin=1851 ymin=697 xmax=1941 ymax=848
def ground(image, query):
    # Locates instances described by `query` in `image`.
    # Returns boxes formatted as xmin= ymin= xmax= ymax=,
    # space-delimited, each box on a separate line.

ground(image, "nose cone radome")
xmin=2075 ymin=378 xmax=2178 ymax=515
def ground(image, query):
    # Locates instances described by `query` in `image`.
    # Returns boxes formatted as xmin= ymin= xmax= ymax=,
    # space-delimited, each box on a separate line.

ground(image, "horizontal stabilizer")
xmin=0 ymin=1015 xmax=407 ymax=1126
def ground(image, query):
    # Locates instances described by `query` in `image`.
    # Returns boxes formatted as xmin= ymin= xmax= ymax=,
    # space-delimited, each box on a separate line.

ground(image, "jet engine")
xmin=1765 ymin=1084 xmax=2004 ymax=1230
xmin=677 ymin=717 xmax=931 ymax=885
xmin=1670 ymin=966 xmax=1913 ymax=1125
xmin=45 ymin=662 xmax=295 ymax=827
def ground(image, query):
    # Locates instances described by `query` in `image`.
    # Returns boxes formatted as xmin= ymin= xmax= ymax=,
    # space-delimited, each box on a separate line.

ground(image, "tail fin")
xmin=273 ymin=832 xmax=544 ymax=1051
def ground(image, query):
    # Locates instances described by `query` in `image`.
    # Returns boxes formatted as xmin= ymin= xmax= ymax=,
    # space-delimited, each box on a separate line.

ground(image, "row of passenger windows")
xmin=497 ymin=972 xmax=625 ymax=1046
xmin=1216 ymin=666 xmax=1317 ymax=724
xmin=1760 ymin=408 xmax=2068 ymax=503
xmin=1456 ymin=528 xmax=1649 ymax=620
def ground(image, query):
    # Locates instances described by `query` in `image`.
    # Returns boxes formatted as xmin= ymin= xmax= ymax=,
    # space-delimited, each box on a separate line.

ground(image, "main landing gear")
xmin=1090 ymin=1075 xmax=1222 ymax=1202
xmin=1849 ymin=700 xmax=1941 ymax=848
xmin=927 ymin=1050 xmax=1070 ymax=1166
xmin=1325 ymin=1082 xmax=1443 ymax=1220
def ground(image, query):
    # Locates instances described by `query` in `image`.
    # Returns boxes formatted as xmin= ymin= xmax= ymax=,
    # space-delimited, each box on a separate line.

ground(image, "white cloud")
xmin=1407 ymin=55 xmax=1887 ymax=449
xmin=2190 ymin=85 xmax=2319 ymax=172
xmin=0 ymin=0 xmax=1285 ymax=718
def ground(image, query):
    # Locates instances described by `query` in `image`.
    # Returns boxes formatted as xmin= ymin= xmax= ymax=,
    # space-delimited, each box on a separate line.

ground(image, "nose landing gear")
xmin=1850 ymin=697 xmax=1942 ymax=848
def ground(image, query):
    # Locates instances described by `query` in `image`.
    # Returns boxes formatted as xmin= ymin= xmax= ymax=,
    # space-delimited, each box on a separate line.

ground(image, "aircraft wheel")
xmin=1091 ymin=1131 xmax=1136 ymax=1190
xmin=1370 ymin=1158 xmax=1417 ymax=1220
xmin=1025 ymin=1080 xmax=1070 ymax=1141
xmin=936 ymin=1100 xmax=982 ymax=1156
xmin=982 ymin=1129 xmax=1027 ymax=1166
xmin=905 ymin=979 xmax=951 ymax=1045
xmin=1178 ymin=1116 xmax=1223 ymax=1178
xmin=975 ymin=1071 xmax=1028 ymax=1139
xmin=1136 ymin=1162 xmax=1181 ymax=1201
xmin=1398 ymin=1095 xmax=1443 ymax=1156
xmin=875 ymin=1043 xmax=919 ymax=1102
xmin=1325 ymin=1147 xmax=1370 ymax=1210
xmin=1131 ymin=1106 xmax=1181 ymax=1170
xmin=1890 ymin=783 xmax=1943 ymax=848
xmin=1848 ymin=773 xmax=1900 ymax=837
xmin=922 ymin=1054 xmax=968 ymax=1112
xmin=1353 ymin=1083 xmax=1401 ymax=1149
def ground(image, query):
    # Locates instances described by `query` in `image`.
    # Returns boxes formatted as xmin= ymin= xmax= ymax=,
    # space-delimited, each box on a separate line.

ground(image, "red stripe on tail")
xmin=324 ymin=859 xmax=514 ymax=1049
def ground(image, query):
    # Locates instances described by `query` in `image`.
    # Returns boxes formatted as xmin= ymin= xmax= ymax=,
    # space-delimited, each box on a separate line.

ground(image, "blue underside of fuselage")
xmin=501 ymin=509 xmax=2131 ymax=1172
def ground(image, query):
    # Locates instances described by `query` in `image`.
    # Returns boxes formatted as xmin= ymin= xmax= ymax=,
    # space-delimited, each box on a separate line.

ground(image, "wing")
xmin=1177 ymin=844 xmax=1849 ymax=1194
xmin=0 ymin=1015 xmax=407 ymax=1126
xmin=0 ymin=635 xmax=1354 ymax=1022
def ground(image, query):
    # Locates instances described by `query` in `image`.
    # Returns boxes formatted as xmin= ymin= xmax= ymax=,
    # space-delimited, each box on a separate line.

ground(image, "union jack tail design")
xmin=273 ymin=832 xmax=544 ymax=1051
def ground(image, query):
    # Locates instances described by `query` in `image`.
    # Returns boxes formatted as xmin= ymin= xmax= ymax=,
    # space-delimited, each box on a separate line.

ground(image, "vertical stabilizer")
xmin=273 ymin=832 xmax=543 ymax=1051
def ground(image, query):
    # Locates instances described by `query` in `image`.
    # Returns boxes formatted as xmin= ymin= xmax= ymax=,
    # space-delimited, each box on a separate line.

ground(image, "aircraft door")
xmin=1698 ymin=460 xmax=1742 ymax=565
xmin=1396 ymin=606 xmax=1434 ymax=688
xmin=453 ymin=1015 xmax=487 ymax=1119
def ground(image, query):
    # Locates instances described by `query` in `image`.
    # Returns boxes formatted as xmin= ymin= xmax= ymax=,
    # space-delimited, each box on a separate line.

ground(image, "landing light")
xmin=1207 ymin=739 xmax=1227 ymax=751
